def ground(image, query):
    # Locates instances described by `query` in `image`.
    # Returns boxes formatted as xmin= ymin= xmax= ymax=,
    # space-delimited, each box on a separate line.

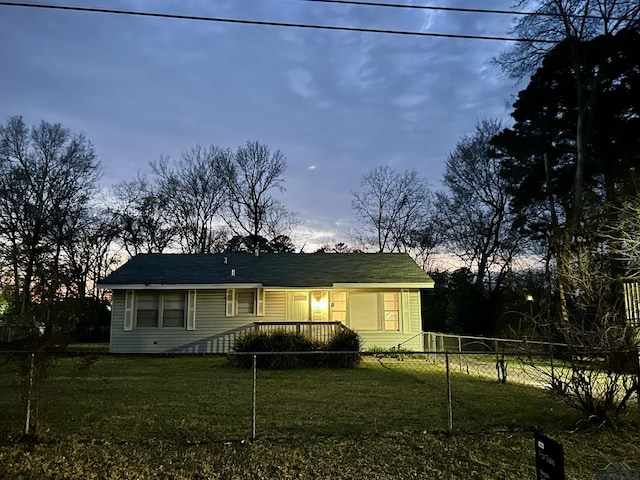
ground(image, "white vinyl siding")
xmin=264 ymin=290 xmax=286 ymax=320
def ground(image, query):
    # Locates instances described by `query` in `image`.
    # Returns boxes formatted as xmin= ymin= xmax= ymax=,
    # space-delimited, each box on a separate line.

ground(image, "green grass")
xmin=0 ymin=354 xmax=638 ymax=479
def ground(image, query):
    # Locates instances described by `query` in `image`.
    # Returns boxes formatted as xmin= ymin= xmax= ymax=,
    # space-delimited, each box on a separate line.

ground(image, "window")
xmin=236 ymin=290 xmax=256 ymax=315
xmin=383 ymin=292 xmax=399 ymax=331
xmin=135 ymin=292 xmax=185 ymax=328
xmin=348 ymin=292 xmax=400 ymax=331
xmin=162 ymin=292 xmax=186 ymax=327
xmin=227 ymin=288 xmax=263 ymax=316
xmin=349 ymin=293 xmax=380 ymax=330
xmin=136 ymin=292 xmax=159 ymax=328
xmin=331 ymin=292 xmax=346 ymax=322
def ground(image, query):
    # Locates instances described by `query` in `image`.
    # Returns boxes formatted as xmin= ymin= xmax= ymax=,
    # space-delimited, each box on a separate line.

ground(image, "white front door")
xmin=290 ymin=292 xmax=309 ymax=320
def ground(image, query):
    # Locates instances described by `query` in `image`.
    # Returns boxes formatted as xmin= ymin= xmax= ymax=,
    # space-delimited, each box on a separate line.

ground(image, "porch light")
xmin=311 ymin=295 xmax=328 ymax=310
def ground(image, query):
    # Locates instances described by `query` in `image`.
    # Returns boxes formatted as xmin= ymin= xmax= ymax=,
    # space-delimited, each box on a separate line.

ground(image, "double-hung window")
xmin=162 ymin=293 xmax=187 ymax=327
xmin=226 ymin=288 xmax=265 ymax=317
xmin=236 ymin=290 xmax=256 ymax=315
xmin=135 ymin=292 xmax=185 ymax=328
xmin=136 ymin=292 xmax=161 ymax=328
xmin=124 ymin=290 xmax=195 ymax=331
xmin=348 ymin=292 xmax=400 ymax=331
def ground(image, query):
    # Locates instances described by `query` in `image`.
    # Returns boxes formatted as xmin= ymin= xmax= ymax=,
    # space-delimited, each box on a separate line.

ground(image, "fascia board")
xmin=332 ymin=282 xmax=434 ymax=289
xmin=97 ymin=283 xmax=264 ymax=290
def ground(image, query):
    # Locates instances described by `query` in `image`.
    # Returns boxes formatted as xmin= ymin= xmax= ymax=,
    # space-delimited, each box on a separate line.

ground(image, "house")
xmin=98 ymin=252 xmax=434 ymax=353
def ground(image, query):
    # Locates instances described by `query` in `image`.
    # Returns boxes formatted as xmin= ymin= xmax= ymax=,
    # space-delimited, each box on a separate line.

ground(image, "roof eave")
xmin=97 ymin=283 xmax=264 ymax=290
xmin=332 ymin=282 xmax=434 ymax=289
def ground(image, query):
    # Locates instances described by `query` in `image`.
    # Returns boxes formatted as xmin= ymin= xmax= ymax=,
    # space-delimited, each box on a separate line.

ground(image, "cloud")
xmin=0 ymin=0 xmax=521 ymax=244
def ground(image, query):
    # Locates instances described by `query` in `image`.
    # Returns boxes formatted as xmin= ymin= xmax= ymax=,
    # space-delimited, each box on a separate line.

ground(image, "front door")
xmin=290 ymin=292 xmax=309 ymax=321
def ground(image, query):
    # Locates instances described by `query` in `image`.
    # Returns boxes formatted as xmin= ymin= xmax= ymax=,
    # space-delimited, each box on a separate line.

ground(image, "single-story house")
xmin=98 ymin=252 xmax=434 ymax=353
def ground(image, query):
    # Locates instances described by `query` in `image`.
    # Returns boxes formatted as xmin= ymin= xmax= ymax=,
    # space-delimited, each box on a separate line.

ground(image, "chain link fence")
xmin=1 ymin=349 xmax=638 ymax=442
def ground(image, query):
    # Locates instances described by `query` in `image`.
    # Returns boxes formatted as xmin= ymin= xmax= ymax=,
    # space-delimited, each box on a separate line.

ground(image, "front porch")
xmin=170 ymin=321 xmax=347 ymax=354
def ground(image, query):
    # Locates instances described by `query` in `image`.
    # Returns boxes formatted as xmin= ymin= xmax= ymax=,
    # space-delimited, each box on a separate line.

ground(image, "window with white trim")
xmin=163 ymin=292 xmax=186 ymax=327
xmin=383 ymin=292 xmax=399 ymax=331
xmin=331 ymin=292 xmax=346 ymax=322
xmin=236 ymin=290 xmax=256 ymax=314
xmin=136 ymin=292 xmax=160 ymax=328
xmin=226 ymin=288 xmax=265 ymax=317
xmin=134 ymin=291 xmax=186 ymax=328
xmin=348 ymin=292 xmax=400 ymax=331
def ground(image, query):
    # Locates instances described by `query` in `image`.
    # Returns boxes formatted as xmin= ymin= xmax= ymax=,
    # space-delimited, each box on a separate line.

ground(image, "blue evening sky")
xmin=0 ymin=0 xmax=521 ymax=248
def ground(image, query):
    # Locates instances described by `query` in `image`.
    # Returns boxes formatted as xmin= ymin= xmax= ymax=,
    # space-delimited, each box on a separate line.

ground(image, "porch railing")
xmin=171 ymin=321 xmax=347 ymax=354
xmin=254 ymin=321 xmax=346 ymax=344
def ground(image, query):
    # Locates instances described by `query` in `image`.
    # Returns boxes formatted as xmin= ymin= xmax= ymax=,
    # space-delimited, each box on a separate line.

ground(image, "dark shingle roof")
xmin=99 ymin=253 xmax=433 ymax=288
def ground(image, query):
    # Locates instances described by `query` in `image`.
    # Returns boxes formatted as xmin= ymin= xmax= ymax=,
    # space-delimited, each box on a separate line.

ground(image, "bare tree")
xmin=220 ymin=141 xmax=296 ymax=253
xmin=520 ymin=240 xmax=639 ymax=423
xmin=498 ymin=0 xmax=640 ymax=78
xmin=0 ymin=116 xmax=100 ymax=321
xmin=152 ymin=146 xmax=228 ymax=253
xmin=315 ymin=242 xmax=360 ymax=253
xmin=437 ymin=119 xmax=523 ymax=293
xmin=61 ymin=206 xmax=120 ymax=299
xmin=351 ymin=166 xmax=432 ymax=253
xmin=111 ymin=176 xmax=175 ymax=258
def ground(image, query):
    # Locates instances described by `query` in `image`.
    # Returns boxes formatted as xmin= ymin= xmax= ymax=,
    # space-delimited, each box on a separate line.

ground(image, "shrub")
xmin=325 ymin=329 xmax=362 ymax=368
xmin=230 ymin=330 xmax=320 ymax=369
xmin=229 ymin=328 xmax=362 ymax=369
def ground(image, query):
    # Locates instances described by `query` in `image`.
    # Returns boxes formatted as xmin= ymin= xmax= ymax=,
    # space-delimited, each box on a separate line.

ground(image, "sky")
xmin=0 ymin=0 xmax=523 ymax=250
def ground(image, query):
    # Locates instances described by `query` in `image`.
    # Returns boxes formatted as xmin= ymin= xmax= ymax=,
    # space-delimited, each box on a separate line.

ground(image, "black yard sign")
xmin=535 ymin=432 xmax=565 ymax=480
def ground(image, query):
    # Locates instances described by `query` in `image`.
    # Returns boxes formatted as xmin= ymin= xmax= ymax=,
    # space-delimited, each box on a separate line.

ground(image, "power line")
xmin=0 ymin=1 xmax=559 ymax=43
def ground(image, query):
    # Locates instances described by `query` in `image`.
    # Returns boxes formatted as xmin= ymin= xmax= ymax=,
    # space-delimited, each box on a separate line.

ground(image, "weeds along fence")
xmin=0 ymin=350 xmax=638 ymax=443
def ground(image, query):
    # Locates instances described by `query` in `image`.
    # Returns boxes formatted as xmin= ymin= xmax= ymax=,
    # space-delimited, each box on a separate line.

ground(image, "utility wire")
xmin=0 ymin=1 xmax=559 ymax=42
xmin=299 ymin=0 xmax=621 ymax=21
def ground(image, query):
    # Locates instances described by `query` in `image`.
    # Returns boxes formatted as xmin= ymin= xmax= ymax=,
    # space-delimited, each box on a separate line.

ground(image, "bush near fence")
xmin=229 ymin=328 xmax=361 ymax=369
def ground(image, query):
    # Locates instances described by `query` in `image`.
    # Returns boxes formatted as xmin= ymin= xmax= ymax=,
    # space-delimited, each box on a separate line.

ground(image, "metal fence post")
xmin=252 ymin=354 xmax=257 ymax=441
xmin=24 ymin=352 xmax=35 ymax=435
xmin=458 ymin=337 xmax=462 ymax=372
xmin=549 ymin=344 xmax=555 ymax=391
xmin=445 ymin=352 xmax=453 ymax=431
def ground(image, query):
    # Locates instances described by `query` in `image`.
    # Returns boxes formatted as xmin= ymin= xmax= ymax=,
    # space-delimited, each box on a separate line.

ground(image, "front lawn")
xmin=0 ymin=354 xmax=638 ymax=479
